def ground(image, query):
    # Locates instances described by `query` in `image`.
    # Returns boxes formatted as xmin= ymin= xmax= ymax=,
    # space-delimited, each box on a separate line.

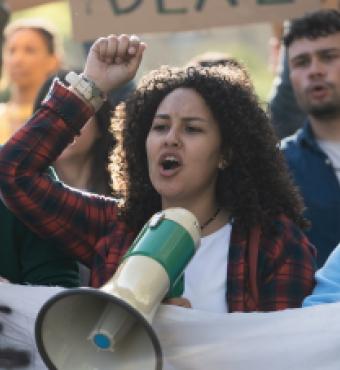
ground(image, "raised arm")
xmin=0 ymin=35 xmax=145 ymax=266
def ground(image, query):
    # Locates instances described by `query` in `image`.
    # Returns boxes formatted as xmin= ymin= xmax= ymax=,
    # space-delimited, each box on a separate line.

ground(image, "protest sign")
xmin=6 ymin=0 xmax=61 ymax=11
xmin=70 ymin=0 xmax=321 ymax=41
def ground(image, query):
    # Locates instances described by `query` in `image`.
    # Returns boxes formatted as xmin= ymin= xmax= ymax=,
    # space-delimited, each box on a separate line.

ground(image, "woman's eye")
xmin=25 ymin=46 xmax=38 ymax=55
xmin=151 ymin=123 xmax=167 ymax=131
xmin=6 ymin=47 xmax=16 ymax=55
xmin=186 ymin=126 xmax=202 ymax=133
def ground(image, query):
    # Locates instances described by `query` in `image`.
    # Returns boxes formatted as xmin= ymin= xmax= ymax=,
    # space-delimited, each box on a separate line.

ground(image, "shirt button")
xmin=325 ymin=158 xmax=331 ymax=165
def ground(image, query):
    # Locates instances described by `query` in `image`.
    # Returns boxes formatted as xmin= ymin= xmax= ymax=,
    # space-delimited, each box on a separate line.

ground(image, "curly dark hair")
xmin=110 ymin=63 xmax=307 ymax=234
xmin=186 ymin=51 xmax=246 ymax=70
xmin=284 ymin=9 xmax=340 ymax=48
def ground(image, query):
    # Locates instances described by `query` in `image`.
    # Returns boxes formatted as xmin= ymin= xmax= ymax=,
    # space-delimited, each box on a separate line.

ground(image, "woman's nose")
xmin=164 ymin=127 xmax=181 ymax=147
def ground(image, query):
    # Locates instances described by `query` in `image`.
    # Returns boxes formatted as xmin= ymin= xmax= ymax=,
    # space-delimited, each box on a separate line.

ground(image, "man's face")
xmin=288 ymin=33 xmax=340 ymax=119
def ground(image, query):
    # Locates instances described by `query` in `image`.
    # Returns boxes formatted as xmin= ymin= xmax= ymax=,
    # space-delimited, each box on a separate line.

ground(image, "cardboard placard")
xmin=6 ymin=0 xmax=61 ymax=11
xmin=70 ymin=0 xmax=322 ymax=41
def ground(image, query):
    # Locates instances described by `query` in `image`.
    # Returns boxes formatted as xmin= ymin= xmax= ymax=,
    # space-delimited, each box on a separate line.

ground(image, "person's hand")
xmin=163 ymin=297 xmax=192 ymax=309
xmin=83 ymin=34 xmax=146 ymax=95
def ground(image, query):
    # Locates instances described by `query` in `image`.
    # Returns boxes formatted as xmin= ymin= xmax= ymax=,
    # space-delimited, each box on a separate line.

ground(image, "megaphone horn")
xmin=35 ymin=207 xmax=201 ymax=370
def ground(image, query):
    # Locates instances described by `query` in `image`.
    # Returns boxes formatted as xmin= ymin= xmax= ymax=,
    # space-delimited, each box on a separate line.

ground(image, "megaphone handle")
xmin=165 ymin=275 xmax=184 ymax=299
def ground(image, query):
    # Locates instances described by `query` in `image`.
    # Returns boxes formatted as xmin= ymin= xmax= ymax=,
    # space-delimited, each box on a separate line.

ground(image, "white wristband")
xmin=65 ymin=71 xmax=105 ymax=111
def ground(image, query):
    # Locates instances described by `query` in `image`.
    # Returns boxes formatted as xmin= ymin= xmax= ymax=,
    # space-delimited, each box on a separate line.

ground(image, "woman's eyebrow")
xmin=154 ymin=114 xmax=207 ymax=122
xmin=154 ymin=113 xmax=169 ymax=119
xmin=182 ymin=117 xmax=208 ymax=123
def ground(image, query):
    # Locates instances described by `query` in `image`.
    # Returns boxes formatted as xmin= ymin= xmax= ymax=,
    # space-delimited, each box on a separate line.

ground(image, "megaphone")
xmin=35 ymin=207 xmax=200 ymax=370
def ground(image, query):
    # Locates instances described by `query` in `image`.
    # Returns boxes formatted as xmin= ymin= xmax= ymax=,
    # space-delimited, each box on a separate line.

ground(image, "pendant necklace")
xmin=200 ymin=207 xmax=221 ymax=231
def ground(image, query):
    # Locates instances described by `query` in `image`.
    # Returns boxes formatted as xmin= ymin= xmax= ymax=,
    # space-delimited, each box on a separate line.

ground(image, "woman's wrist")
xmin=65 ymin=71 xmax=105 ymax=111
xmin=68 ymin=86 xmax=93 ymax=110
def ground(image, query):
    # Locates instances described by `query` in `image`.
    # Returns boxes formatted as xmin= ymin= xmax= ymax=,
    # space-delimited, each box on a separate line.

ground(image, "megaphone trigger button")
xmin=149 ymin=211 xmax=165 ymax=228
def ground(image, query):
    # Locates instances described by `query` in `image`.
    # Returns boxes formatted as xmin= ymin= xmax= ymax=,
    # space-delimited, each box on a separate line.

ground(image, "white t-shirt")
xmin=182 ymin=223 xmax=232 ymax=313
xmin=317 ymin=140 xmax=340 ymax=184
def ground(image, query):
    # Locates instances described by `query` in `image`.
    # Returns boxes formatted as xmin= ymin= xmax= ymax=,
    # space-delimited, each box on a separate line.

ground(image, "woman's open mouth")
xmin=159 ymin=155 xmax=182 ymax=176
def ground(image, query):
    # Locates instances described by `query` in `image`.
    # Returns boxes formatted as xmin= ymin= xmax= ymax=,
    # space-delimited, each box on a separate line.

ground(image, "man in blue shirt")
xmin=281 ymin=9 xmax=340 ymax=267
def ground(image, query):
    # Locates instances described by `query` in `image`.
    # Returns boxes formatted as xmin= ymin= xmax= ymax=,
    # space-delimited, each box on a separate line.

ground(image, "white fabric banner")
xmin=1 ymin=284 xmax=340 ymax=370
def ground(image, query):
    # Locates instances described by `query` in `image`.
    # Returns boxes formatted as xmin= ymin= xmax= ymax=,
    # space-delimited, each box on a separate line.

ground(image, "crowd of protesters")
xmin=0 ymin=6 xmax=340 ymax=369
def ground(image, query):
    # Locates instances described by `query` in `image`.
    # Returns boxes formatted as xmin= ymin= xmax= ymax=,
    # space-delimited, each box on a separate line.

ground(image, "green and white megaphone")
xmin=35 ymin=207 xmax=200 ymax=370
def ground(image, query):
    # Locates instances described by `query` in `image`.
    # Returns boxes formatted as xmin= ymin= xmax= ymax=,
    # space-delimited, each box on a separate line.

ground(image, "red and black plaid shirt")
xmin=0 ymin=81 xmax=316 ymax=312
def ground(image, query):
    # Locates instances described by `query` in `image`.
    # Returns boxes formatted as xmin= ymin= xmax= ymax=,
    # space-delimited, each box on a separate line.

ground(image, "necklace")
xmin=200 ymin=207 xmax=221 ymax=230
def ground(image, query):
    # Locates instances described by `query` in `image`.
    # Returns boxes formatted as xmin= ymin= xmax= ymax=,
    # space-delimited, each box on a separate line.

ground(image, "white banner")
xmin=1 ymin=284 xmax=340 ymax=370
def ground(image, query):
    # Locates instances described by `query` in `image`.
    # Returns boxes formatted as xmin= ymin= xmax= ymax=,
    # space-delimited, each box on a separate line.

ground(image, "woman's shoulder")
xmin=256 ymin=214 xmax=316 ymax=283
xmin=260 ymin=214 xmax=316 ymax=260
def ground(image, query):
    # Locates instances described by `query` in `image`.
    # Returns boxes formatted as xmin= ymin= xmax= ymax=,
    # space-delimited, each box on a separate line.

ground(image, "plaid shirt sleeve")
xmin=257 ymin=214 xmax=317 ymax=311
xmin=0 ymin=80 xmax=119 ymax=266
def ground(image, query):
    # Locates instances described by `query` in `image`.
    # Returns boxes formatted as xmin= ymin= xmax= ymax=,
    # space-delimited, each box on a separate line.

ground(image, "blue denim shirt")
xmin=281 ymin=122 xmax=340 ymax=267
xmin=303 ymin=243 xmax=340 ymax=307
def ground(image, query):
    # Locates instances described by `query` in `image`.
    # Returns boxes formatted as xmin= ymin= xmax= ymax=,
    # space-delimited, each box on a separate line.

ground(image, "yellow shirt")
xmin=0 ymin=102 xmax=32 ymax=144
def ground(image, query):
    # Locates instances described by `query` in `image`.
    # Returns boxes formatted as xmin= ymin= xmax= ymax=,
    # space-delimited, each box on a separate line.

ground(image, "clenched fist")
xmin=83 ymin=34 xmax=146 ymax=95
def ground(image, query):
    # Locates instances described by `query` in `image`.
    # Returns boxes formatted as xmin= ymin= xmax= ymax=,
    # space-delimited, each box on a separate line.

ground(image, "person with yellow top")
xmin=0 ymin=18 xmax=60 ymax=143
